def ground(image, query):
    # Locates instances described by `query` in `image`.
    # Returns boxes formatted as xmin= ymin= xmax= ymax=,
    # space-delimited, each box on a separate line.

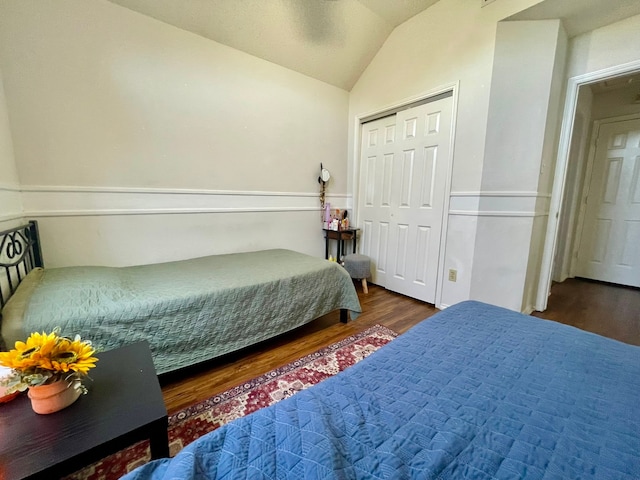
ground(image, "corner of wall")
xmin=471 ymin=18 xmax=568 ymax=312
xmin=0 ymin=65 xmax=23 ymax=225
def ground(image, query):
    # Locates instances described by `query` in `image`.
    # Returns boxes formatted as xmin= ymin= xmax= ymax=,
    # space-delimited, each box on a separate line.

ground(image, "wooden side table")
xmin=323 ymin=227 xmax=360 ymax=262
xmin=0 ymin=341 xmax=168 ymax=479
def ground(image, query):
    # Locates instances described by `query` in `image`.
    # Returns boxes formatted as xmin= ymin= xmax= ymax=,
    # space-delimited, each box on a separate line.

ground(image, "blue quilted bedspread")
xmin=123 ymin=301 xmax=640 ymax=479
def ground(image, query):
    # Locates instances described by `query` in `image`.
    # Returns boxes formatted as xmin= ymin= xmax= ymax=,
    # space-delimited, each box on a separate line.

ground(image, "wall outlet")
xmin=448 ymin=269 xmax=457 ymax=282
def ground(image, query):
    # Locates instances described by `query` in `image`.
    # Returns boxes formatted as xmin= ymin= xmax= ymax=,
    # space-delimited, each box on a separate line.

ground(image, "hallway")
xmin=532 ymin=278 xmax=640 ymax=346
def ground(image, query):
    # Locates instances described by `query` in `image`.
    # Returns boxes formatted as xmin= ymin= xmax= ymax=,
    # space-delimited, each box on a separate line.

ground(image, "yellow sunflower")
xmin=0 ymin=349 xmax=36 ymax=370
xmin=41 ymin=337 xmax=98 ymax=375
xmin=1 ymin=329 xmax=99 ymax=393
xmin=0 ymin=330 xmax=59 ymax=370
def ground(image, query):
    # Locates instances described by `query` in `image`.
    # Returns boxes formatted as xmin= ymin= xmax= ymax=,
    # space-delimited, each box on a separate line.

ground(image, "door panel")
xmin=358 ymin=96 xmax=452 ymax=303
xmin=576 ymin=119 xmax=640 ymax=287
xmin=359 ymin=116 xmax=396 ymax=286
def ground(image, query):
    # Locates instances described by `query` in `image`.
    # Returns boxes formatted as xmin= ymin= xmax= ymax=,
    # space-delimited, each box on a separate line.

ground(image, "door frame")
xmin=536 ymin=60 xmax=640 ymax=311
xmin=569 ymin=113 xmax=640 ymax=278
xmin=351 ymin=82 xmax=459 ymax=309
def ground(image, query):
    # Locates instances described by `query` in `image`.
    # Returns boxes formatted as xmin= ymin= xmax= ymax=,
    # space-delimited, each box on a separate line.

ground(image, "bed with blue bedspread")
xmin=123 ymin=300 xmax=640 ymax=479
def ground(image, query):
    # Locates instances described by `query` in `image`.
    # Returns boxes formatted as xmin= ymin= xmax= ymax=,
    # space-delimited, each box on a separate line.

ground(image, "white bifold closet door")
xmin=358 ymin=96 xmax=452 ymax=303
xmin=575 ymin=118 xmax=640 ymax=287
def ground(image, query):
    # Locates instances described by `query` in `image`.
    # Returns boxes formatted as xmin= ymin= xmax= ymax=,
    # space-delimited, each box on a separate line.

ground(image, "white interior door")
xmin=358 ymin=96 xmax=452 ymax=303
xmin=575 ymin=118 xmax=640 ymax=287
xmin=359 ymin=115 xmax=396 ymax=288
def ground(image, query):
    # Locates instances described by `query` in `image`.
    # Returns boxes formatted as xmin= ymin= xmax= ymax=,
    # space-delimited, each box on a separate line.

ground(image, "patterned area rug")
xmin=66 ymin=324 xmax=398 ymax=480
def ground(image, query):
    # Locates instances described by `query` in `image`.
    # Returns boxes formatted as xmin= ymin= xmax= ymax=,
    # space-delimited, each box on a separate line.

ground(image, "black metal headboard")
xmin=0 ymin=220 xmax=43 ymax=309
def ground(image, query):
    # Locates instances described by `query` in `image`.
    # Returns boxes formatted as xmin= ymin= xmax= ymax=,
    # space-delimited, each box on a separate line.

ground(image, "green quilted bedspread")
xmin=20 ymin=249 xmax=362 ymax=374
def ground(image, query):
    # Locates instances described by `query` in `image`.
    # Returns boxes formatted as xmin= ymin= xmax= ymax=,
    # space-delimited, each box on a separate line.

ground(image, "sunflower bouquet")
xmin=0 ymin=329 xmax=98 ymax=394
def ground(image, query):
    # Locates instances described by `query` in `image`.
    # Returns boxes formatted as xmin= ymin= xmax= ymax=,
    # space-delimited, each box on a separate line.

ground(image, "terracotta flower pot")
xmin=28 ymin=379 xmax=82 ymax=414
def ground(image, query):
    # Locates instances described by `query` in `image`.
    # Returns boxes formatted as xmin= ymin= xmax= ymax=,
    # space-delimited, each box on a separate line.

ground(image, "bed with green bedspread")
xmin=1 ymin=249 xmax=361 ymax=374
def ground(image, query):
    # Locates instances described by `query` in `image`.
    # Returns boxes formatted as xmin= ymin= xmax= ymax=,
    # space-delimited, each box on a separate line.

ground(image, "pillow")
xmin=0 ymin=267 xmax=44 ymax=351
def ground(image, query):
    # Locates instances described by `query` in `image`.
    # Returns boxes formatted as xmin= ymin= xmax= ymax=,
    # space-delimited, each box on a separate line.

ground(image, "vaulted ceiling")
xmin=108 ymin=0 xmax=640 ymax=91
xmin=107 ymin=0 xmax=440 ymax=91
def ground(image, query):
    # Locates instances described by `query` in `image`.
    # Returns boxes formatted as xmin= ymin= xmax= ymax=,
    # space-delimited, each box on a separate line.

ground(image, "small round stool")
xmin=343 ymin=254 xmax=371 ymax=294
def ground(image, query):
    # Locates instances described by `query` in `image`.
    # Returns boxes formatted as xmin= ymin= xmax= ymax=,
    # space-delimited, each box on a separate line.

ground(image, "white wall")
xmin=471 ymin=20 xmax=567 ymax=312
xmin=521 ymin=21 xmax=568 ymax=313
xmin=0 ymin=66 xmax=22 ymax=226
xmin=567 ymin=14 xmax=640 ymax=81
xmin=32 ymin=211 xmax=323 ymax=268
xmin=348 ymin=0 xmax=544 ymax=309
xmin=0 ymin=0 xmax=350 ymax=265
xmin=479 ymin=20 xmax=567 ymax=193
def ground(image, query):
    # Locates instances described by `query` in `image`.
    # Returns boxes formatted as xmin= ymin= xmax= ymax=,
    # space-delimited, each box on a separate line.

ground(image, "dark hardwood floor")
xmin=532 ymin=277 xmax=640 ymax=347
xmin=161 ymin=278 xmax=639 ymax=414
xmin=160 ymin=283 xmax=437 ymax=414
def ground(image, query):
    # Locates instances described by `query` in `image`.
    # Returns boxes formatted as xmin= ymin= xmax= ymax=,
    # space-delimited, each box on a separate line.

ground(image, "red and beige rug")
xmin=66 ymin=324 xmax=398 ymax=480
